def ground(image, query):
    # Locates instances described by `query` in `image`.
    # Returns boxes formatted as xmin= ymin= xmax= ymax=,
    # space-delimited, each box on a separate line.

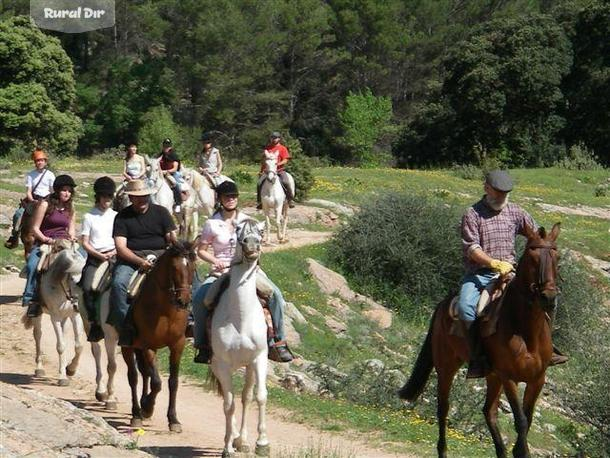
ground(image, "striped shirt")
xmin=461 ymin=197 xmax=536 ymax=273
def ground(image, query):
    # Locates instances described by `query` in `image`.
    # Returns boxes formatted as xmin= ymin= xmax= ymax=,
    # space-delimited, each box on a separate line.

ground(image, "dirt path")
xmin=0 ymin=274 xmax=405 ymax=458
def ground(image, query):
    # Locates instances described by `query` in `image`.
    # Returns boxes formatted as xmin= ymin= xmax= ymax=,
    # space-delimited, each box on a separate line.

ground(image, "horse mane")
xmin=164 ymin=240 xmax=197 ymax=262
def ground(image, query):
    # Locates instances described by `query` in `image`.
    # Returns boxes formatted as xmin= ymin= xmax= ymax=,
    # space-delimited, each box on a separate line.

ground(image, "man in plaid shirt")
xmin=459 ymin=170 xmax=567 ymax=378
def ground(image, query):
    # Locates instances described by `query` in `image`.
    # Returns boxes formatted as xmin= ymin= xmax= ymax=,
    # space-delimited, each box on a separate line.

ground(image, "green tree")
xmin=0 ymin=16 xmax=82 ymax=156
xmin=339 ymin=88 xmax=392 ymax=166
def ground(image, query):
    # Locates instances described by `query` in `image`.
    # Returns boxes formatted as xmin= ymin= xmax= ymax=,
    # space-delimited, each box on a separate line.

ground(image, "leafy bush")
xmin=283 ymin=135 xmax=315 ymax=202
xmin=328 ymin=193 xmax=463 ymax=317
xmin=228 ymin=169 xmax=253 ymax=186
xmin=450 ymin=163 xmax=482 ymax=181
xmin=555 ymin=143 xmax=604 ymax=170
xmin=594 ymin=183 xmax=608 ymax=197
xmin=553 ymin=253 xmax=610 ymax=453
xmin=137 ymin=105 xmax=182 ymax=157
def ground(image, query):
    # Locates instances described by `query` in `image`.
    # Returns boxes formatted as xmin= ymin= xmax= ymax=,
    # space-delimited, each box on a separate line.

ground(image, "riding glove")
xmin=489 ymin=259 xmax=514 ymax=276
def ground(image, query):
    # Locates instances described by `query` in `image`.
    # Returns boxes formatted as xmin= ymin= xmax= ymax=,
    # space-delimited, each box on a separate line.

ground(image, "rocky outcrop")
xmin=0 ymin=382 xmax=150 ymax=457
xmin=307 ymin=258 xmax=393 ymax=329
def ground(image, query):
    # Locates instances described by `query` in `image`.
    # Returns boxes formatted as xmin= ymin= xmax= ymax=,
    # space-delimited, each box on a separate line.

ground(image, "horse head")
xmin=235 ymin=219 xmax=265 ymax=262
xmin=264 ymin=158 xmax=278 ymax=183
xmin=518 ymin=223 xmax=561 ymax=312
xmin=47 ymin=241 xmax=86 ymax=283
xmin=162 ymin=240 xmax=197 ymax=308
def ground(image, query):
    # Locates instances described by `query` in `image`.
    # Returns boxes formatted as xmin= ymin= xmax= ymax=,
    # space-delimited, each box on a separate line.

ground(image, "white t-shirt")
xmin=25 ymin=169 xmax=55 ymax=198
xmin=199 ymin=212 xmax=248 ymax=273
xmin=81 ymin=207 xmax=117 ymax=252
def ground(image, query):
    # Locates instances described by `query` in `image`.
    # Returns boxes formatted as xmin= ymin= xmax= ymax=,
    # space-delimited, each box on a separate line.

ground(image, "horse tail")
xmin=397 ymin=305 xmax=438 ymax=402
xmin=21 ymin=313 xmax=33 ymax=330
xmin=205 ymin=368 xmax=223 ymax=396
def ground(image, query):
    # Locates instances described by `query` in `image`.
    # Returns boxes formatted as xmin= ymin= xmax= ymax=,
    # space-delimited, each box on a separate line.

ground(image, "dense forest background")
xmin=1 ymin=0 xmax=608 ymax=167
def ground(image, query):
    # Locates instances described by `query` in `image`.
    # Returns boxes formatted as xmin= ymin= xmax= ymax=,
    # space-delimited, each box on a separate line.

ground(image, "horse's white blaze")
xmin=211 ymin=220 xmax=269 ymax=455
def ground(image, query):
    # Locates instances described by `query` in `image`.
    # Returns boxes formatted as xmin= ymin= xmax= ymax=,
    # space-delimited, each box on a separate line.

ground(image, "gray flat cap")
xmin=485 ymin=170 xmax=513 ymax=192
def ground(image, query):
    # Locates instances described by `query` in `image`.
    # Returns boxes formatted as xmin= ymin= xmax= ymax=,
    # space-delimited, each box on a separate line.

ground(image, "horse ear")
xmin=523 ymin=223 xmax=537 ymax=240
xmin=549 ymin=222 xmax=561 ymax=242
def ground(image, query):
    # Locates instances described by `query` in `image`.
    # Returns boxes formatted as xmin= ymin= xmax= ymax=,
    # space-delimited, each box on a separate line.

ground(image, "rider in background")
xmin=460 ymin=170 xmax=567 ymax=378
xmin=80 ymin=176 xmax=117 ymax=342
xmin=5 ymin=148 xmax=56 ymax=249
xmin=158 ymin=138 xmax=184 ymax=213
xmin=22 ymin=175 xmax=77 ymax=318
xmin=256 ymin=131 xmax=295 ymax=209
xmin=192 ymin=181 xmax=294 ymax=364
xmin=122 ymin=143 xmax=146 ymax=182
xmin=197 ymin=132 xmax=224 ymax=187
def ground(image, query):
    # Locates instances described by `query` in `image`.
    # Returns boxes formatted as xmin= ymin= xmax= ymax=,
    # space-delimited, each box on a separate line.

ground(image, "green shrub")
xmin=450 ymin=163 xmax=482 ymax=181
xmin=283 ymin=135 xmax=315 ymax=202
xmin=553 ymin=253 xmax=610 ymax=453
xmin=594 ymin=183 xmax=608 ymax=197
xmin=228 ymin=169 xmax=254 ymax=186
xmin=555 ymin=143 xmax=604 ymax=170
xmin=328 ymin=193 xmax=463 ymax=317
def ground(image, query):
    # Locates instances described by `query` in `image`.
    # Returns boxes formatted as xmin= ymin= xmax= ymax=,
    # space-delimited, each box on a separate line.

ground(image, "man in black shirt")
xmin=108 ymin=179 xmax=176 ymax=344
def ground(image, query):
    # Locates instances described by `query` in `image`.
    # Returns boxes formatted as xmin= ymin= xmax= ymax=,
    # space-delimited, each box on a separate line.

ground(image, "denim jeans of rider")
xmin=457 ymin=269 xmax=497 ymax=323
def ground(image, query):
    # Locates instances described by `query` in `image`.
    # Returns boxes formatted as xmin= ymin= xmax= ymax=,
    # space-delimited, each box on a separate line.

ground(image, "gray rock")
xmin=364 ymin=359 xmax=385 ymax=376
xmin=306 ymin=199 xmax=355 ymax=216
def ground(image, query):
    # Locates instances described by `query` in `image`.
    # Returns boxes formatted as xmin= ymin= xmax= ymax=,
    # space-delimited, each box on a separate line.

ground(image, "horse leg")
xmin=121 ymin=347 xmax=143 ymax=427
xmin=274 ymin=205 xmax=282 ymax=243
xmin=436 ymin=365 xmax=459 ymax=458
xmin=51 ymin=318 xmax=69 ymax=386
xmin=233 ymin=364 xmax=255 ymax=453
xmin=90 ymin=339 xmax=107 ymax=402
xmin=140 ymin=349 xmax=161 ymax=419
xmin=503 ymin=380 xmax=530 ymax=458
xmin=167 ymin=342 xmax=185 ymax=432
xmin=523 ymin=377 xmax=544 ymax=432
xmin=253 ymin=355 xmax=270 ymax=456
xmin=280 ymin=203 xmax=288 ymax=242
xmin=264 ymin=213 xmax=271 ymax=245
xmin=103 ymin=324 xmax=119 ymax=410
xmin=32 ymin=315 xmax=45 ymax=377
xmin=213 ymin=361 xmax=238 ymax=457
xmin=484 ymin=374 xmax=507 ymax=458
xmin=66 ymin=312 xmax=84 ymax=377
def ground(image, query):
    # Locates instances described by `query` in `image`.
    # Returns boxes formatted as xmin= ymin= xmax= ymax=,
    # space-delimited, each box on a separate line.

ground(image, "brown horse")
xmin=19 ymin=204 xmax=38 ymax=260
xmin=398 ymin=223 xmax=561 ymax=458
xmin=121 ymin=240 xmax=196 ymax=432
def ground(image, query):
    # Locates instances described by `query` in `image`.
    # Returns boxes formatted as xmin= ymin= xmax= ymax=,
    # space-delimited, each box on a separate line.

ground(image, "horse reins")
xmin=526 ymin=242 xmax=557 ymax=294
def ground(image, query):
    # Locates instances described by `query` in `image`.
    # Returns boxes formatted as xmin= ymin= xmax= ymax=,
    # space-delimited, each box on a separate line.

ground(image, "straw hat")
xmin=124 ymin=179 xmax=152 ymax=196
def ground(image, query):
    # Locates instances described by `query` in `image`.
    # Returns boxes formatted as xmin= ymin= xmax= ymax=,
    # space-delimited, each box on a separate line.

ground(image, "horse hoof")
xmin=57 ymin=378 xmax=69 ymax=387
xmin=255 ymin=444 xmax=270 ymax=456
xmin=237 ymin=444 xmax=250 ymax=453
xmin=105 ymin=401 xmax=117 ymax=411
xmin=95 ymin=391 xmax=108 ymax=402
xmin=169 ymin=423 xmax=182 ymax=433
xmin=66 ymin=366 xmax=76 ymax=377
xmin=130 ymin=418 xmax=143 ymax=428
xmin=34 ymin=369 xmax=45 ymax=377
xmin=221 ymin=451 xmax=234 ymax=458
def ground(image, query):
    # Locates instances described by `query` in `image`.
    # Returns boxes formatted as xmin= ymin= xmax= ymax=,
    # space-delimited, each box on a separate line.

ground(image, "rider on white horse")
xmin=158 ymin=138 xmax=185 ymax=213
xmin=22 ymin=174 xmax=77 ymax=318
xmin=191 ymin=181 xmax=294 ymax=364
xmin=197 ymin=132 xmax=225 ymax=188
xmin=256 ymin=131 xmax=295 ymax=209
xmin=80 ymin=176 xmax=117 ymax=342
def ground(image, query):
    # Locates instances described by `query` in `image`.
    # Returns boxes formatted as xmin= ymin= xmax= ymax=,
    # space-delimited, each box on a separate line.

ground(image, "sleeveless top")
xmin=125 ymin=154 xmax=145 ymax=178
xmin=40 ymin=208 xmax=71 ymax=239
xmin=197 ymin=147 xmax=221 ymax=174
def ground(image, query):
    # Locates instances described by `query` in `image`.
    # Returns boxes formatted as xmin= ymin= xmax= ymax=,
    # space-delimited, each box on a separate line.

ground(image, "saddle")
xmin=127 ymin=254 xmax=158 ymax=299
xmin=448 ymin=275 xmax=512 ymax=338
xmin=90 ymin=259 xmax=114 ymax=293
xmin=36 ymin=240 xmax=73 ymax=273
xmin=202 ymin=270 xmax=276 ymax=339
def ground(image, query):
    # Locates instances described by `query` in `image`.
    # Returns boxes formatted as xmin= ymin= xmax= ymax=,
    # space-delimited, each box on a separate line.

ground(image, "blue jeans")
xmin=22 ymin=244 xmax=42 ymax=306
xmin=192 ymin=272 xmax=287 ymax=349
xmin=457 ymin=269 xmax=497 ymax=323
xmin=107 ymin=262 xmax=136 ymax=328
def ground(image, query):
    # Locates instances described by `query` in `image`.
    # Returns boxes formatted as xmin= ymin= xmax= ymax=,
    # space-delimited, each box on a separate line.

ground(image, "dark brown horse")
xmin=399 ymin=223 xmax=561 ymax=458
xmin=19 ymin=204 xmax=38 ymax=260
xmin=121 ymin=241 xmax=196 ymax=432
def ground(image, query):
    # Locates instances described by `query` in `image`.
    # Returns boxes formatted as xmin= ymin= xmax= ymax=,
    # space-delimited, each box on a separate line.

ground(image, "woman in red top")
xmin=22 ymin=175 xmax=77 ymax=317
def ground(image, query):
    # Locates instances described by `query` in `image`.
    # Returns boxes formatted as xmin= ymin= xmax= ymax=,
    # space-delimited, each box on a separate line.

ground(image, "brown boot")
xmin=550 ymin=346 xmax=568 ymax=366
xmin=466 ymin=321 xmax=489 ymax=379
xmin=4 ymin=234 xmax=18 ymax=249
xmin=268 ymin=342 xmax=294 ymax=363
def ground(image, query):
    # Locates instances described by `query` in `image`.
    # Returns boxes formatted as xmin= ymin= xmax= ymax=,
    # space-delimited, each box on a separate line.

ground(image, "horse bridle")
xmin=526 ymin=242 xmax=558 ymax=296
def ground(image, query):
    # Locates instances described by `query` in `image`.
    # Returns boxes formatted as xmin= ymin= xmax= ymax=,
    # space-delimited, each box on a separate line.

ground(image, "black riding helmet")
xmin=93 ymin=176 xmax=116 ymax=196
xmin=216 ymin=180 xmax=239 ymax=197
xmin=53 ymin=174 xmax=76 ymax=192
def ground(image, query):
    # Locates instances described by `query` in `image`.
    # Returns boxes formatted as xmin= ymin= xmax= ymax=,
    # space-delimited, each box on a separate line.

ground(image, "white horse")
xmin=145 ymin=156 xmax=175 ymax=213
xmin=79 ymin=264 xmax=119 ymax=410
xmin=22 ymin=242 xmax=86 ymax=386
xmin=260 ymin=159 xmax=294 ymax=244
xmin=181 ymin=167 xmax=216 ymax=240
xmin=210 ymin=219 xmax=270 ymax=458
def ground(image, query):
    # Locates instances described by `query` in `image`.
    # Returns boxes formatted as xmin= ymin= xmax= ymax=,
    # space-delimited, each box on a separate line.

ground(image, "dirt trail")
xmin=0 ymin=274 xmax=405 ymax=457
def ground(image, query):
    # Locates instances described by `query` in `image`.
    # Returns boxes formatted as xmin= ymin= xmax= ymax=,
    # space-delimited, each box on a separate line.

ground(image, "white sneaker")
xmin=174 ymin=205 xmax=181 ymax=213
